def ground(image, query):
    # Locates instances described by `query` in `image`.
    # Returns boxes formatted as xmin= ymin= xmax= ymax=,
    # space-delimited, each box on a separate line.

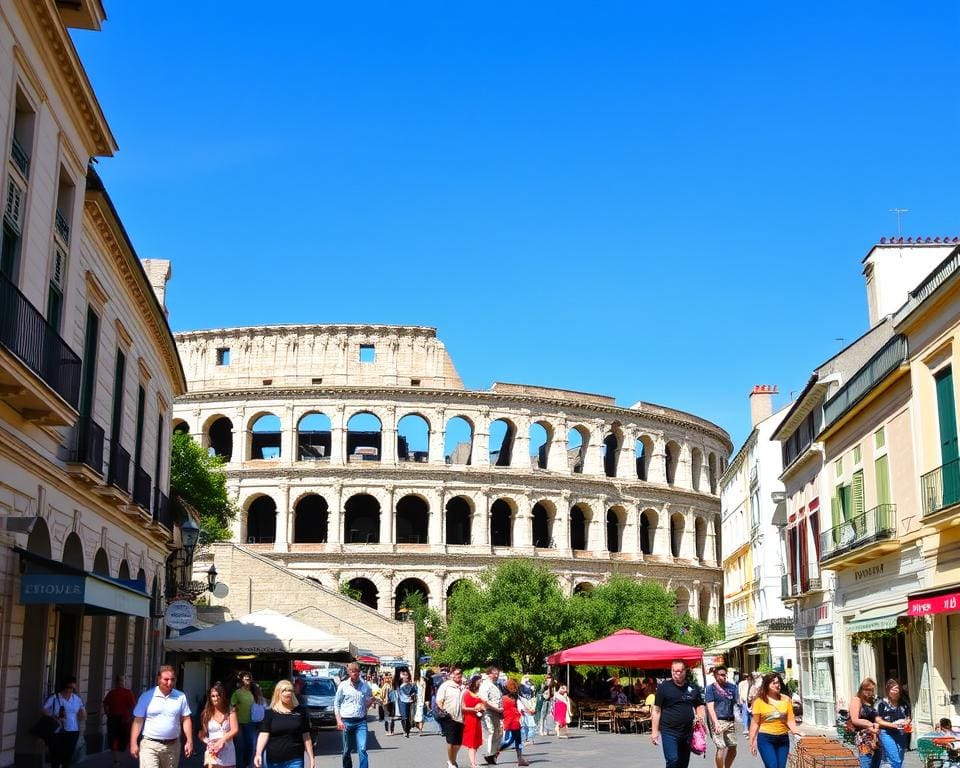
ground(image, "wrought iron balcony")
xmin=68 ymin=416 xmax=104 ymax=474
xmin=820 ymin=504 xmax=896 ymax=561
xmin=0 ymin=272 xmax=81 ymax=411
xmin=133 ymin=465 xmax=152 ymax=510
xmin=152 ymin=487 xmax=172 ymax=530
xmin=107 ymin=442 xmax=131 ymax=493
xmin=922 ymin=459 xmax=960 ymax=517
xmin=10 ymin=136 xmax=29 ymax=177
xmin=823 ymin=335 xmax=908 ymax=428
xmin=54 ymin=209 xmax=70 ymax=244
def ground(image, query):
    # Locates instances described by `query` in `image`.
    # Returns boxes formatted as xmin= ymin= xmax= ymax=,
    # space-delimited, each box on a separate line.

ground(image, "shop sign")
xmin=21 ymin=574 xmax=85 ymax=603
xmin=164 ymin=600 xmax=197 ymax=630
xmin=908 ymin=591 xmax=960 ymax=617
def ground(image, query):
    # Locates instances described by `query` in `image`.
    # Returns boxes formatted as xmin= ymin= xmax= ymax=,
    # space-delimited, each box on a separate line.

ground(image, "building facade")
xmin=0 ymin=3 xmax=185 ymax=765
xmin=172 ymin=324 xmax=732 ymax=621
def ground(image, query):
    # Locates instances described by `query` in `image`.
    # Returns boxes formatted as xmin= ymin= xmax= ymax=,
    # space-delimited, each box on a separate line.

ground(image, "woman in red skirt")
xmin=462 ymin=674 xmax=486 ymax=768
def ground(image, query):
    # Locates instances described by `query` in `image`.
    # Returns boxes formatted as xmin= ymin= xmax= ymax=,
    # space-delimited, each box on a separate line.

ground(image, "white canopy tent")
xmin=164 ymin=608 xmax=357 ymax=660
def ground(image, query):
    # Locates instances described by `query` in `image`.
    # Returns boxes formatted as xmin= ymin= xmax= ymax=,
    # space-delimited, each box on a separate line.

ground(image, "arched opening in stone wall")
xmin=347 ymin=412 xmax=382 ymax=462
xmin=670 ymin=512 xmax=685 ymax=558
xmin=395 ymin=578 xmax=429 ymax=619
xmin=699 ymin=586 xmax=711 ymax=623
xmin=567 ymin=426 xmax=589 ymax=473
xmin=529 ymin=421 xmax=551 ymax=469
xmin=531 ymin=501 xmax=555 ymax=548
xmin=695 ymin=516 xmax=707 ymax=561
xmin=444 ymin=416 xmax=473 ymax=465
xmin=570 ymin=504 xmax=590 ymax=551
xmin=93 ymin=548 xmax=110 ymax=576
xmin=603 ymin=429 xmax=621 ymax=478
xmin=294 ymin=494 xmax=328 ymax=543
xmin=27 ymin=517 xmax=51 ymax=558
xmin=63 ymin=531 xmax=84 ymax=568
xmin=247 ymin=496 xmax=277 ymax=543
xmin=397 ymin=413 xmax=430 ymax=463
xmin=445 ymin=496 xmax=472 ymax=545
xmin=713 ymin=515 xmax=722 ymax=563
xmin=344 ymin=494 xmax=380 ymax=544
xmin=573 ymin=582 xmax=595 ymax=596
xmin=690 ymin=447 xmax=703 ymax=491
xmin=490 ymin=499 xmax=513 ymax=546
xmin=606 ymin=507 xmax=624 ymax=553
xmin=489 ymin=418 xmax=516 ymax=467
xmin=665 ymin=440 xmax=680 ymax=485
xmin=446 ymin=579 xmax=471 ymax=616
xmin=348 ymin=577 xmax=379 ymax=610
xmin=708 ymin=452 xmax=718 ymax=493
xmin=297 ymin=412 xmax=331 ymax=460
xmin=640 ymin=509 xmax=657 ymax=555
xmin=251 ymin=413 xmax=281 ymax=460
xmin=396 ymin=495 xmax=429 ymax=543
xmin=207 ymin=416 xmax=233 ymax=460
xmin=172 ymin=419 xmax=189 ymax=436
xmin=636 ymin=436 xmax=653 ymax=480
xmin=675 ymin=586 xmax=690 ymax=616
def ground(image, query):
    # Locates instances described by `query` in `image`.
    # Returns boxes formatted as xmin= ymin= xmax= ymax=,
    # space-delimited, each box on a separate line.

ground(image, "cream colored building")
xmin=0 ymin=3 xmax=185 ymax=765
xmin=173 ymin=324 xmax=732 ymax=622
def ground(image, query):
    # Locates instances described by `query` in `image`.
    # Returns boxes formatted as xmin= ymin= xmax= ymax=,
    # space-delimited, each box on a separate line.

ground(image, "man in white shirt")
xmin=130 ymin=665 xmax=193 ymax=767
xmin=479 ymin=665 xmax=504 ymax=765
xmin=435 ymin=667 xmax=465 ymax=768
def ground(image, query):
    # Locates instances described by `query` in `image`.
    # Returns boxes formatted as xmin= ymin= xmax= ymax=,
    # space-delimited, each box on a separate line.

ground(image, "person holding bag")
xmin=849 ymin=679 xmax=881 ymax=768
xmin=43 ymin=676 xmax=86 ymax=768
xmin=749 ymin=673 xmax=801 ymax=768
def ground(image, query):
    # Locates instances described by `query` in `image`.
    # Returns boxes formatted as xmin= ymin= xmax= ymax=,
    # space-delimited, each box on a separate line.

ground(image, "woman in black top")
xmin=253 ymin=680 xmax=315 ymax=768
xmin=849 ymin=678 xmax=880 ymax=768
xmin=876 ymin=679 xmax=911 ymax=768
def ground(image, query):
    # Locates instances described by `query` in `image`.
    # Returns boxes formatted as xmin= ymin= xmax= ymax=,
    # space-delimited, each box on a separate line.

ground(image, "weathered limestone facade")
xmin=174 ymin=324 xmax=732 ymax=622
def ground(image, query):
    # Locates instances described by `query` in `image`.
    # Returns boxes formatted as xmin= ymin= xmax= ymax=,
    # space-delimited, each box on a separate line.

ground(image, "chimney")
xmin=750 ymin=385 xmax=778 ymax=428
xmin=141 ymin=259 xmax=171 ymax=316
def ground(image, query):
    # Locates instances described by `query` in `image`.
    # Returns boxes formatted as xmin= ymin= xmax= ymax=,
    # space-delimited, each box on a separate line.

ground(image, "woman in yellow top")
xmin=749 ymin=673 xmax=802 ymax=768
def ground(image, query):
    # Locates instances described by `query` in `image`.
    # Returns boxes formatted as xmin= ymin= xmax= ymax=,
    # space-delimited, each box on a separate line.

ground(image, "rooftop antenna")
xmin=889 ymin=208 xmax=909 ymax=237
xmin=835 ymin=337 xmax=845 ymax=346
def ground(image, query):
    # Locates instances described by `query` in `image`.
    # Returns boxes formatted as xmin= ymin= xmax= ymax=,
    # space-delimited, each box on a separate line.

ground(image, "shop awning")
xmin=847 ymin=607 xmax=901 ymax=633
xmin=705 ymin=634 xmax=759 ymax=655
xmin=15 ymin=547 xmax=150 ymax=618
xmin=907 ymin=585 xmax=960 ymax=617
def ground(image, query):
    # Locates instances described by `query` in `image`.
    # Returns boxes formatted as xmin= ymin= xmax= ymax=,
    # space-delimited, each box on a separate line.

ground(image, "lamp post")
xmin=206 ymin=564 xmax=218 ymax=592
xmin=181 ymin=517 xmax=200 ymax=564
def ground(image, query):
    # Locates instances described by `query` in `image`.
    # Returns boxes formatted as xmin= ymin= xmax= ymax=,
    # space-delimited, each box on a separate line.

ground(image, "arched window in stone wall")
xmin=344 ymin=494 xmax=380 ymax=544
xmin=397 ymin=413 xmax=430 ymax=463
xmin=603 ymin=429 xmax=621 ymax=478
xmin=172 ymin=419 xmax=189 ymax=436
xmin=294 ymin=494 xmax=328 ymax=543
xmin=530 ymin=421 xmax=551 ymax=469
xmin=695 ymin=516 xmax=707 ymax=561
xmin=699 ymin=586 xmax=711 ymax=623
xmin=251 ymin=413 xmax=281 ymax=460
xmin=444 ymin=416 xmax=473 ymax=465
xmin=573 ymin=582 xmax=595 ymax=595
xmin=347 ymin=412 xmax=382 ymax=462
xmin=636 ymin=436 xmax=653 ymax=480
xmin=63 ymin=532 xmax=84 ymax=568
xmin=567 ymin=426 xmax=589 ymax=473
xmin=489 ymin=419 xmax=516 ymax=467
xmin=490 ymin=499 xmax=513 ymax=546
xmin=606 ymin=507 xmax=625 ymax=552
xmin=396 ymin=494 xmax=429 ymax=543
xmin=665 ymin=440 xmax=680 ymax=485
xmin=445 ymin=497 xmax=472 ymax=545
xmin=531 ymin=501 xmax=555 ymax=548
xmin=690 ymin=447 xmax=703 ymax=491
xmin=297 ymin=412 xmax=331 ymax=461
xmin=570 ymin=504 xmax=590 ymax=551
xmin=206 ymin=416 xmax=233 ymax=461
xmin=348 ymin=577 xmax=379 ymax=610
xmin=708 ymin=453 xmax=718 ymax=494
xmin=640 ymin=509 xmax=657 ymax=555
xmin=93 ymin=547 xmax=110 ymax=576
xmin=27 ymin=517 xmax=51 ymax=558
xmin=247 ymin=496 xmax=277 ymax=543
xmin=395 ymin=578 xmax=429 ymax=619
xmin=675 ymin=586 xmax=691 ymax=616
xmin=670 ymin=512 xmax=685 ymax=558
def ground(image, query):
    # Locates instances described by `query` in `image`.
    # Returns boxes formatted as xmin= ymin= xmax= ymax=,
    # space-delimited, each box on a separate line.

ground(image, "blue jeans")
xmin=661 ymin=729 xmax=693 ymax=768
xmin=742 ymin=705 xmax=751 ymax=730
xmin=265 ymin=760 xmax=303 ymax=768
xmin=858 ymin=741 xmax=882 ymax=768
xmin=239 ymin=722 xmax=258 ymax=768
xmin=521 ymin=717 xmax=536 ymax=743
xmin=756 ymin=733 xmax=790 ymax=768
xmin=341 ymin=717 xmax=369 ymax=768
xmin=879 ymin=729 xmax=907 ymax=768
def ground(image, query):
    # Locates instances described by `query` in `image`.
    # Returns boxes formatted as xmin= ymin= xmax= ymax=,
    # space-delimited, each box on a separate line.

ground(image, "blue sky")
xmin=72 ymin=2 xmax=960 ymax=448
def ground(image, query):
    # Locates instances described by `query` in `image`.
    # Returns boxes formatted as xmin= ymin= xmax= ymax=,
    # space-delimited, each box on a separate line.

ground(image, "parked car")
xmin=300 ymin=676 xmax=338 ymax=727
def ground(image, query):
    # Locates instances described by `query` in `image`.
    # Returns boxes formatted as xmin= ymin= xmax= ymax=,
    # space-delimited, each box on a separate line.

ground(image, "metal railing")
xmin=823 ymin=335 xmax=908 ymax=428
xmin=133 ymin=465 xmax=151 ymax=510
xmin=68 ymin=415 xmax=104 ymax=474
xmin=0 ymin=272 xmax=81 ymax=408
xmin=107 ymin=442 xmax=131 ymax=493
xmin=10 ymin=136 xmax=29 ymax=177
xmin=922 ymin=459 xmax=960 ymax=516
xmin=152 ymin=487 xmax=172 ymax=530
xmin=54 ymin=209 xmax=70 ymax=244
xmin=820 ymin=503 xmax=896 ymax=560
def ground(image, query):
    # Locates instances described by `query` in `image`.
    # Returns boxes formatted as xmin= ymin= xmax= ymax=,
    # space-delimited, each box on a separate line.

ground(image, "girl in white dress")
xmin=200 ymin=683 xmax=239 ymax=768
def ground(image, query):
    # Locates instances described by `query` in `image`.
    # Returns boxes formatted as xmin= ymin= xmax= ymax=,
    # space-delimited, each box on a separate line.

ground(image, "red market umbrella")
xmin=546 ymin=629 xmax=702 ymax=667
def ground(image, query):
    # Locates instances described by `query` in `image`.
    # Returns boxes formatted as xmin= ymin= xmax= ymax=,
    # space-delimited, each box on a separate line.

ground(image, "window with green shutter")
xmin=851 ymin=470 xmax=864 ymax=534
xmin=875 ymin=454 xmax=891 ymax=530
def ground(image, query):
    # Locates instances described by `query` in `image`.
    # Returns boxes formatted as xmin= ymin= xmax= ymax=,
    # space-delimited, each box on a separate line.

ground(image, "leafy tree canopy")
xmin=169 ymin=432 xmax=237 ymax=543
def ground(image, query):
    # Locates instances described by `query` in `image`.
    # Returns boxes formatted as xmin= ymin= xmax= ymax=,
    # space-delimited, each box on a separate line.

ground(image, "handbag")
xmin=250 ymin=701 xmax=266 ymax=723
xmin=691 ymin=720 xmax=708 ymax=756
xmin=854 ymin=728 xmax=879 ymax=755
xmin=29 ymin=714 xmax=60 ymax=742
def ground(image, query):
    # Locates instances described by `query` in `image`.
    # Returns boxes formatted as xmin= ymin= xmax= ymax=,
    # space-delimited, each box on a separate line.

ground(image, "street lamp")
xmin=206 ymin=564 xmax=218 ymax=592
xmin=181 ymin=517 xmax=200 ymax=562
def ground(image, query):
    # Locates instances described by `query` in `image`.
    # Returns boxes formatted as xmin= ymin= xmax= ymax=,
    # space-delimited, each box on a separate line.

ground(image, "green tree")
xmin=169 ymin=432 xmax=237 ymax=543
xmin=678 ymin=614 xmax=720 ymax=648
xmin=339 ymin=581 xmax=362 ymax=601
xmin=400 ymin=590 xmax=446 ymax=658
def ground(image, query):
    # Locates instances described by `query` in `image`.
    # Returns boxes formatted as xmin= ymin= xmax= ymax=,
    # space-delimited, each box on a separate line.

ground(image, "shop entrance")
xmin=880 ymin=632 xmax=908 ymax=688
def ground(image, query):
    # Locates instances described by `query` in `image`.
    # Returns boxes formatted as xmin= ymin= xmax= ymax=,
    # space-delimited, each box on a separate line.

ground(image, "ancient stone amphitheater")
xmin=172 ymin=325 xmax=731 ymax=622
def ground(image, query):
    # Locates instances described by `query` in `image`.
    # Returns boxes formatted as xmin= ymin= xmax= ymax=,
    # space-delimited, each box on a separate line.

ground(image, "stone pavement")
xmin=75 ymin=717 xmax=924 ymax=768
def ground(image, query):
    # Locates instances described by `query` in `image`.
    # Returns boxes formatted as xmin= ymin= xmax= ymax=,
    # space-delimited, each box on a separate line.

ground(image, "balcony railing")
xmin=152 ymin=487 xmax=172 ymax=530
xmin=922 ymin=459 xmax=960 ymax=517
xmin=107 ymin=442 xmax=131 ymax=493
xmin=133 ymin=465 xmax=152 ymax=510
xmin=823 ymin=335 xmax=908 ymax=428
xmin=10 ymin=136 xmax=29 ymax=177
xmin=54 ymin=209 xmax=70 ymax=244
xmin=0 ymin=272 xmax=81 ymax=408
xmin=820 ymin=504 xmax=896 ymax=560
xmin=68 ymin=416 xmax=104 ymax=474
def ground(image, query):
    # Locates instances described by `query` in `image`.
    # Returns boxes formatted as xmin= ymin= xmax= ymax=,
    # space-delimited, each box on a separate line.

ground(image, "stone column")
xmin=428 ymin=408 xmax=446 ymax=465
xmin=381 ymin=406 xmax=398 ymax=465
xmin=274 ymin=484 xmax=290 ymax=551
xmin=555 ymin=492 xmax=572 ymax=552
xmin=511 ymin=417 xmax=531 ymax=470
xmin=690 ymin=580 xmax=701 ymax=619
xmin=474 ymin=494 xmax=490 ymax=547
xmin=547 ymin=422 xmax=568 ymax=473
xmin=675 ymin=444 xmax=693 ymax=489
xmin=621 ymin=505 xmax=638 ymax=555
xmin=704 ymin=517 xmax=718 ymax=566
xmin=589 ymin=503 xmax=606 ymax=554
xmin=582 ymin=423 xmax=604 ymax=476
xmin=327 ymin=483 xmax=343 ymax=546
xmin=680 ymin=508 xmax=697 ymax=559
xmin=280 ymin=405 xmax=296 ymax=465
xmin=514 ymin=494 xmax=532 ymax=548
xmin=381 ymin=570 xmax=395 ymax=618
xmin=653 ymin=506 xmax=672 ymax=557
xmin=330 ymin=405 xmax=346 ymax=465
xmin=379 ymin=486 xmax=395 ymax=545
xmin=429 ymin=487 xmax=444 ymax=545
xmin=474 ymin=411 xmax=491 ymax=468
xmin=617 ymin=433 xmax=637 ymax=479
